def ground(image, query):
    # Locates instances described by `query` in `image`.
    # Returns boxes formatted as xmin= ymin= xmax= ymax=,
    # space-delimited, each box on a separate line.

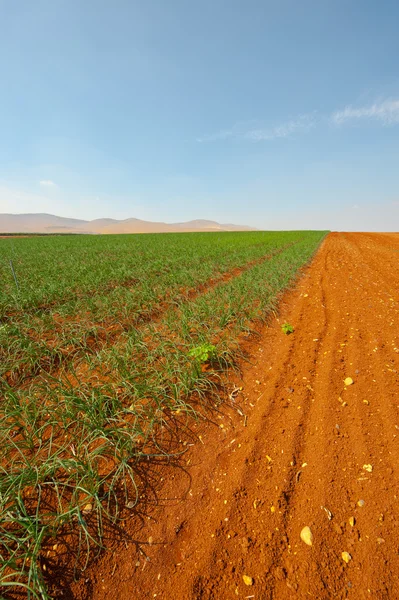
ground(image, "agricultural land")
xmin=1 ymin=231 xmax=399 ymax=599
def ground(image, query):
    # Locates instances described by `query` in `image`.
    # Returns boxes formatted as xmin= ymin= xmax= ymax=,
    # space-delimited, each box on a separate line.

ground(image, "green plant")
xmin=188 ymin=343 xmax=217 ymax=363
xmin=281 ymin=322 xmax=294 ymax=335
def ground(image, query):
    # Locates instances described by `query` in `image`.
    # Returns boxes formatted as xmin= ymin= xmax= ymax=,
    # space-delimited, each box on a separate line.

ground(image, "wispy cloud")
xmin=198 ymin=113 xmax=316 ymax=143
xmin=39 ymin=179 xmax=57 ymax=187
xmin=332 ymin=99 xmax=399 ymax=125
xmin=198 ymin=97 xmax=399 ymax=143
xmin=243 ymin=114 xmax=316 ymax=141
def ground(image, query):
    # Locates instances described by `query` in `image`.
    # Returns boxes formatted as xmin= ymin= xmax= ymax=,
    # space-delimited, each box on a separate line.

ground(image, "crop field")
xmin=0 ymin=231 xmax=327 ymax=598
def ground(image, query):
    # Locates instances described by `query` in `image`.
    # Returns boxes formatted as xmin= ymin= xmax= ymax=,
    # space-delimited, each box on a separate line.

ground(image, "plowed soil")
xmin=70 ymin=232 xmax=399 ymax=600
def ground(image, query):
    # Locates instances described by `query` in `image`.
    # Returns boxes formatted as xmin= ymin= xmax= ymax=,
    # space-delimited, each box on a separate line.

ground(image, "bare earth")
xmin=71 ymin=232 xmax=399 ymax=600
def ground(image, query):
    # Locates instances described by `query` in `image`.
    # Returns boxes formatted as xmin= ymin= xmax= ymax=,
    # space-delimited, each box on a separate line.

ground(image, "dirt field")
xmin=70 ymin=232 xmax=399 ymax=600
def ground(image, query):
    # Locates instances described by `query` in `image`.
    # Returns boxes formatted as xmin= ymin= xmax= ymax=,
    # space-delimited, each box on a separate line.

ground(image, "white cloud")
xmin=198 ymin=114 xmax=316 ymax=143
xmin=198 ymin=97 xmax=399 ymax=143
xmin=332 ymin=99 xmax=399 ymax=125
xmin=244 ymin=114 xmax=316 ymax=141
xmin=39 ymin=179 xmax=57 ymax=187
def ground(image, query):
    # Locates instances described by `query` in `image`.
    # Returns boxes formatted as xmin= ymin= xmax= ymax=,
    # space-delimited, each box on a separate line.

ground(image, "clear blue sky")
xmin=1 ymin=0 xmax=399 ymax=230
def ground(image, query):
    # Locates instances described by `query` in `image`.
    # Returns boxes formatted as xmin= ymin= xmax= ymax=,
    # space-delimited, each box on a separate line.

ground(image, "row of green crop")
xmin=0 ymin=232 xmax=302 ymax=386
xmin=0 ymin=231 xmax=297 ymax=314
xmin=0 ymin=231 xmax=327 ymax=599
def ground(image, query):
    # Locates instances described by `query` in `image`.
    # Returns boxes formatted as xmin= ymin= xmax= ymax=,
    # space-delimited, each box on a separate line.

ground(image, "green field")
xmin=0 ymin=231 xmax=327 ymax=598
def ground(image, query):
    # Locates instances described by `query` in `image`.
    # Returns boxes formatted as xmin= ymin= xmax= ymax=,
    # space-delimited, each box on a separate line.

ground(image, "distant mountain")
xmin=0 ymin=213 xmax=255 ymax=234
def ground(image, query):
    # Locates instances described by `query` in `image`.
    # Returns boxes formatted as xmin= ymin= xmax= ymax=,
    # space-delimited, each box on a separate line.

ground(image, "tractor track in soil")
xmin=62 ymin=232 xmax=399 ymax=599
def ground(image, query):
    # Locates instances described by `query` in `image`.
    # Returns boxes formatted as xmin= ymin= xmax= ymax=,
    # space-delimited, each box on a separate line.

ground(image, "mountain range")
xmin=0 ymin=213 xmax=255 ymax=234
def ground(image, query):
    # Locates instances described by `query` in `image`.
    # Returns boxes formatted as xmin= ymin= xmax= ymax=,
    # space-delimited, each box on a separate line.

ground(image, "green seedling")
xmin=281 ymin=323 xmax=294 ymax=335
xmin=188 ymin=343 xmax=217 ymax=363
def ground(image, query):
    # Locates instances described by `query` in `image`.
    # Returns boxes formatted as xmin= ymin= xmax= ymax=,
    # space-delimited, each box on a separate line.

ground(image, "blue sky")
xmin=1 ymin=0 xmax=399 ymax=230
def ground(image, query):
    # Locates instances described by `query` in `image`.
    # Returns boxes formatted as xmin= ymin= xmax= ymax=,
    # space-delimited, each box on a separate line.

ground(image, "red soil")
xmin=64 ymin=233 xmax=399 ymax=599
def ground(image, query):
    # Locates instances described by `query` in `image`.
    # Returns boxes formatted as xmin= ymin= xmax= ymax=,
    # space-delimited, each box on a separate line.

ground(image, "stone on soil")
xmin=300 ymin=526 xmax=313 ymax=546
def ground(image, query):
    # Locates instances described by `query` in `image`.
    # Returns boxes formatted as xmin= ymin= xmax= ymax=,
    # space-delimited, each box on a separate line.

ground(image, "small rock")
xmin=348 ymin=517 xmax=355 ymax=527
xmin=357 ymin=499 xmax=365 ymax=507
xmin=321 ymin=506 xmax=333 ymax=520
xmin=344 ymin=377 xmax=354 ymax=386
xmin=300 ymin=526 xmax=313 ymax=546
xmin=342 ymin=551 xmax=352 ymax=564
xmin=82 ymin=503 xmax=93 ymax=514
xmin=377 ymin=538 xmax=385 ymax=545
xmin=363 ymin=464 xmax=373 ymax=473
xmin=243 ymin=575 xmax=254 ymax=586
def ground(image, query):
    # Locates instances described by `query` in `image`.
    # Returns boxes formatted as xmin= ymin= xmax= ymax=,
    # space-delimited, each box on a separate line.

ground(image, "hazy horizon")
xmin=1 ymin=1 xmax=398 ymax=231
xmin=0 ymin=211 xmax=258 ymax=234
xmin=1 ymin=210 xmax=397 ymax=233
